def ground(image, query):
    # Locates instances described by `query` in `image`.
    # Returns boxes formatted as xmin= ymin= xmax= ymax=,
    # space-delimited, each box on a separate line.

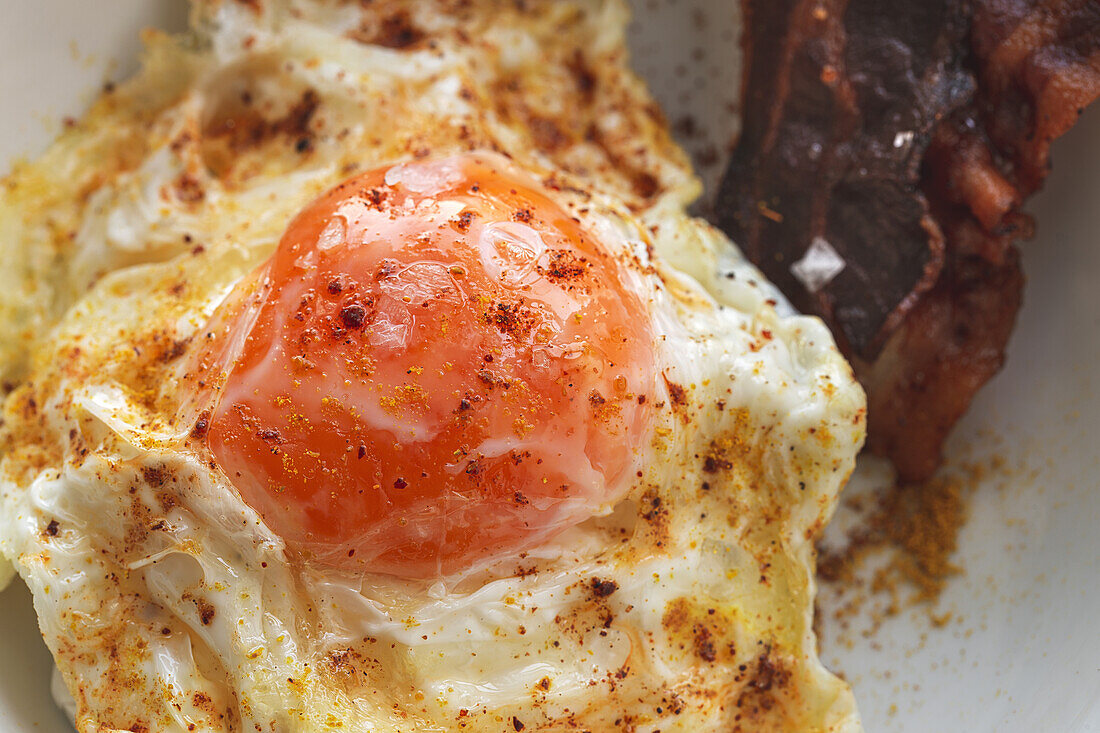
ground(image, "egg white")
xmin=0 ymin=2 xmax=865 ymax=732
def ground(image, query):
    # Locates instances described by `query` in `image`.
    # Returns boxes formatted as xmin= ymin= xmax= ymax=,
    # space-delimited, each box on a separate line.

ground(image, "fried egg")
xmin=0 ymin=1 xmax=865 ymax=732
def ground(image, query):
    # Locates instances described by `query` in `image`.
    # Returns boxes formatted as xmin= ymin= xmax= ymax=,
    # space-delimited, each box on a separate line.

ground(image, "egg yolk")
xmin=202 ymin=153 xmax=655 ymax=577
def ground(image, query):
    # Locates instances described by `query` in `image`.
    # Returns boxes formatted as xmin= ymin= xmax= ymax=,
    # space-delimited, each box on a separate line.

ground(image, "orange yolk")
xmin=201 ymin=153 xmax=655 ymax=578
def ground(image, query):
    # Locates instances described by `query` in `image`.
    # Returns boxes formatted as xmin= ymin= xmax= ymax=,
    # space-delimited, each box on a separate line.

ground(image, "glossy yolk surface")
xmin=203 ymin=153 xmax=655 ymax=577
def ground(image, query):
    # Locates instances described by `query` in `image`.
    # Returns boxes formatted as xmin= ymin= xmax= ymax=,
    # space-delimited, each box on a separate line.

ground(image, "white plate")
xmin=1 ymin=2 xmax=1097 ymax=731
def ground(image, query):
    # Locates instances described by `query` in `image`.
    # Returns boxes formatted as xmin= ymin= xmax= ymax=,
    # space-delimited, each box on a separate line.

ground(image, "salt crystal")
xmin=317 ymin=217 xmax=346 ymax=251
xmin=791 ymin=236 xmax=845 ymax=293
xmin=893 ymin=130 xmax=915 ymax=149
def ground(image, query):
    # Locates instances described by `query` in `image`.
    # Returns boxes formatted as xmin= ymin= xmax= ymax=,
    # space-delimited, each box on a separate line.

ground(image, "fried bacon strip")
xmin=717 ymin=0 xmax=1100 ymax=482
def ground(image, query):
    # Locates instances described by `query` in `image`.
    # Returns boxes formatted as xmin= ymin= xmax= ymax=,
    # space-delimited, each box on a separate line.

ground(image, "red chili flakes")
xmin=590 ymin=577 xmax=619 ymax=598
xmin=665 ymin=378 xmax=687 ymax=407
xmin=339 ymin=304 xmax=367 ymax=329
xmin=159 ymin=338 xmax=190 ymax=364
xmin=542 ymin=249 xmax=588 ymax=282
xmin=452 ymin=209 xmax=477 ymax=232
xmin=702 ymin=452 xmax=733 ymax=474
xmin=142 ymin=465 xmax=168 ymax=487
xmin=349 ymin=10 xmax=426 ymax=49
xmin=366 ymin=187 xmax=387 ymax=208
xmin=693 ymin=624 xmax=717 ymax=662
xmin=191 ymin=413 xmax=211 ymax=439
xmin=194 ymin=599 xmax=216 ymax=626
xmin=485 ymin=300 xmax=536 ymax=339
xmin=375 ymin=260 xmax=399 ymax=280
xmin=204 ymin=89 xmax=319 ymax=166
